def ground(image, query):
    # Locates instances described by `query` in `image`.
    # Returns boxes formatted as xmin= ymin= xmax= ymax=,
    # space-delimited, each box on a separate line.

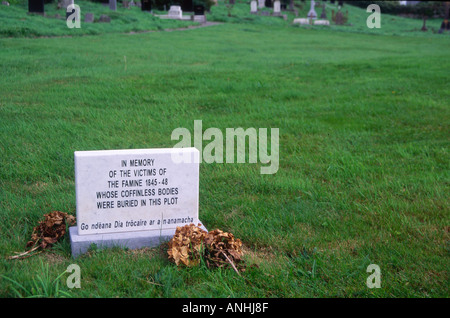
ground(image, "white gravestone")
xmin=168 ymin=5 xmax=182 ymax=19
xmin=250 ymin=0 xmax=257 ymax=13
xmin=293 ymin=18 xmax=311 ymax=25
xmin=313 ymin=19 xmax=330 ymax=25
xmin=69 ymin=147 xmax=204 ymax=257
xmin=258 ymin=0 xmax=265 ymax=9
xmin=307 ymin=0 xmax=317 ymax=19
xmin=273 ymin=0 xmax=280 ymax=15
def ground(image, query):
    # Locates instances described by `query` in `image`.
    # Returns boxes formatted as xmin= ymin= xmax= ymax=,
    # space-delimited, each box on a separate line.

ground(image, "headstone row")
xmin=251 ymin=0 xmax=281 ymax=15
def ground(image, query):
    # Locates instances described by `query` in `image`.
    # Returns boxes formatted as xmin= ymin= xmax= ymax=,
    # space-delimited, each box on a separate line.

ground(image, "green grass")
xmin=292 ymin=1 xmax=445 ymax=37
xmin=1 ymin=0 xmax=445 ymax=38
xmin=209 ymin=1 xmax=445 ymax=37
xmin=0 ymin=0 xmax=198 ymax=37
xmin=0 ymin=1 xmax=449 ymax=298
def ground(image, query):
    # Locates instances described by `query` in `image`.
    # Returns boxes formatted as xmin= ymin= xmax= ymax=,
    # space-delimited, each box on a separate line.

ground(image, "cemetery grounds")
xmin=0 ymin=1 xmax=449 ymax=297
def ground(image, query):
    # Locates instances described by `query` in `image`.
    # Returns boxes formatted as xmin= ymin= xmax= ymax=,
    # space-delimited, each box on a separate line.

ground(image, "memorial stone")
xmin=70 ymin=148 xmax=203 ymax=257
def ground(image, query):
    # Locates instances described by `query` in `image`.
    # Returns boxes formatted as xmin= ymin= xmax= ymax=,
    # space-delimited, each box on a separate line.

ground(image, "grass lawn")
xmin=0 ymin=0 xmax=198 ymax=37
xmin=0 ymin=1 xmax=449 ymax=298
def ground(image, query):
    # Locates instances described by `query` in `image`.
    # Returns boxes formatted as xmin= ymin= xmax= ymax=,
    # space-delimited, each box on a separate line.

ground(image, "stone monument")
xmin=109 ymin=0 xmax=116 ymax=11
xmin=307 ymin=0 xmax=317 ymax=19
xmin=250 ymin=0 xmax=257 ymax=14
xmin=273 ymin=0 xmax=281 ymax=16
xmin=69 ymin=148 xmax=204 ymax=257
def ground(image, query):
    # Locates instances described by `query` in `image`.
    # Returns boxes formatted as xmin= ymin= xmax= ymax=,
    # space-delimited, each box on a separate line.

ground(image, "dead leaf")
xmin=167 ymin=224 xmax=245 ymax=271
xmin=10 ymin=211 xmax=76 ymax=260
xmin=167 ymin=223 xmax=207 ymax=267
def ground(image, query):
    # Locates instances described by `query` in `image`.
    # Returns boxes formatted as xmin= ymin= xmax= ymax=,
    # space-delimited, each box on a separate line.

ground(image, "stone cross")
xmin=307 ymin=0 xmax=317 ymax=19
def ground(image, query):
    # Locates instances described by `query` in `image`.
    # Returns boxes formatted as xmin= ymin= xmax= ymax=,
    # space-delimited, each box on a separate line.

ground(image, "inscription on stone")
xmin=74 ymin=148 xmax=199 ymax=235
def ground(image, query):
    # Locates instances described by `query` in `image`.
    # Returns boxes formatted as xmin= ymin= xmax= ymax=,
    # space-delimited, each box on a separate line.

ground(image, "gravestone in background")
xmin=293 ymin=18 xmax=311 ymax=24
xmin=250 ymin=0 xmax=257 ymax=14
xmin=109 ymin=0 xmax=116 ymax=11
xmin=314 ymin=19 xmax=330 ymax=25
xmin=273 ymin=0 xmax=280 ymax=15
xmin=332 ymin=8 xmax=347 ymax=25
xmin=98 ymin=14 xmax=111 ymax=22
xmin=439 ymin=1 xmax=450 ymax=32
xmin=70 ymin=148 xmax=203 ymax=257
xmin=307 ymin=0 xmax=317 ymax=19
xmin=168 ymin=5 xmax=182 ymax=18
xmin=28 ymin=0 xmax=44 ymax=14
xmin=193 ymin=5 xmax=206 ymax=23
xmin=258 ymin=0 xmax=264 ymax=9
xmin=85 ymin=12 xmax=94 ymax=22
xmin=320 ymin=3 xmax=327 ymax=19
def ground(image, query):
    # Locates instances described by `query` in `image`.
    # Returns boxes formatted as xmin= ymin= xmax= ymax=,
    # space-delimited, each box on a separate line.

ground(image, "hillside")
xmin=0 ymin=0 xmax=446 ymax=37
